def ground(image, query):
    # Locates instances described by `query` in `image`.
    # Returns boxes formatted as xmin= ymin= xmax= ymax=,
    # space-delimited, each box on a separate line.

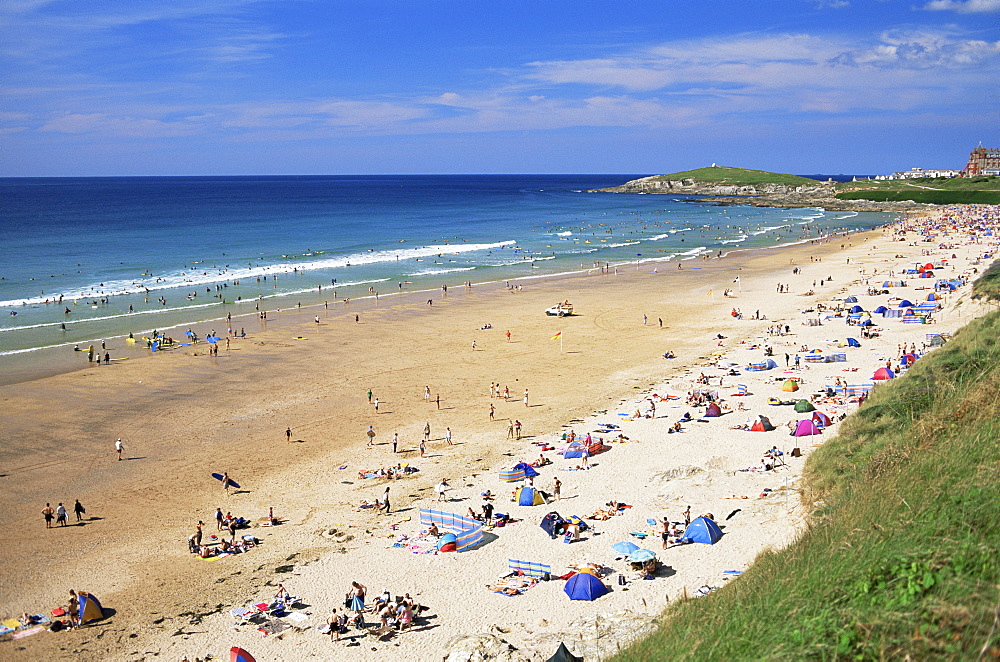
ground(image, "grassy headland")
xmin=613 ymin=273 xmax=1000 ymax=661
xmin=649 ymin=166 xmax=817 ymax=187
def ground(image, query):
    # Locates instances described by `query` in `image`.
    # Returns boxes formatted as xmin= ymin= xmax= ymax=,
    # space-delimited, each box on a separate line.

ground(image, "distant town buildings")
xmin=869 ymin=143 xmax=998 ymax=181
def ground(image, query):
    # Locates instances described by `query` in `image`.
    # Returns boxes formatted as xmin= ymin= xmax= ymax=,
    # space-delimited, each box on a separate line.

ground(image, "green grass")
xmin=651 ymin=166 xmax=816 ymax=187
xmin=612 ymin=271 xmax=1000 ymax=661
xmin=834 ymin=176 xmax=1000 ymax=205
xmin=835 ymin=189 xmax=1000 ymax=205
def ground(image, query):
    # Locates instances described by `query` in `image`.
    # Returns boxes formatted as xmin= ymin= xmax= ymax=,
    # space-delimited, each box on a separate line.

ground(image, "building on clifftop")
xmin=963 ymin=143 xmax=1000 ymax=176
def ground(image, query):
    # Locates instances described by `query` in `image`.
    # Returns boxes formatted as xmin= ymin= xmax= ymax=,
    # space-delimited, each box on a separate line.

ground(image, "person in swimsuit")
xmin=42 ymin=503 xmax=54 ymax=528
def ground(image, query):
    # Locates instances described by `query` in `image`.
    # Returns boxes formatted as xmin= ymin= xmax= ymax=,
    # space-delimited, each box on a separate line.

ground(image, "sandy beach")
xmin=1 ymin=206 xmax=996 ymax=661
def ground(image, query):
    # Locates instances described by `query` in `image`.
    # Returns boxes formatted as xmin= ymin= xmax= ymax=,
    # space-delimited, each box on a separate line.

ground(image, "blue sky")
xmin=2 ymin=0 xmax=998 ymax=176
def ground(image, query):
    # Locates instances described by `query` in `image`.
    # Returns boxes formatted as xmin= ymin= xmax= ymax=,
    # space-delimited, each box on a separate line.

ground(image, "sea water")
xmin=0 ymin=175 xmax=891 ymax=363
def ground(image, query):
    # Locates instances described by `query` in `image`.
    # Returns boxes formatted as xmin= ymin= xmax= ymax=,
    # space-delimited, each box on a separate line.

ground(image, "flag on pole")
xmin=551 ymin=331 xmax=562 ymax=340
xmin=733 ymin=277 xmax=740 ymax=283
xmin=707 ymin=289 xmax=713 ymax=297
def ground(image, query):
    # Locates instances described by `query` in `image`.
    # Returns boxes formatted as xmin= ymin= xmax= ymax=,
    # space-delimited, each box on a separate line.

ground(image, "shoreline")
xmin=0 ymin=227 xmax=883 ymax=387
xmin=1 ymin=208 xmax=992 ymax=661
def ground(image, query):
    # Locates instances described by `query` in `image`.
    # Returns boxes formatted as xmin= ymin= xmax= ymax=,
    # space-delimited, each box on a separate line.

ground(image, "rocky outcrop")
xmin=590 ymin=176 xmax=936 ymax=213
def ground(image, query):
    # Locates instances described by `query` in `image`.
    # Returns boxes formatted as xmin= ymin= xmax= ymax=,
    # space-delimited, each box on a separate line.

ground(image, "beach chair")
xmin=231 ymin=605 xmax=262 ymax=625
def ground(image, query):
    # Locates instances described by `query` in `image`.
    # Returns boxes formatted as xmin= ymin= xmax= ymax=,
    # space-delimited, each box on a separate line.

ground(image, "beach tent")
xmin=76 ymin=592 xmax=104 ymax=625
xmin=920 ymin=271 xmax=934 ymax=278
xmin=860 ymin=319 xmax=874 ymax=326
xmin=847 ymin=337 xmax=861 ymax=347
xmin=926 ymin=293 xmax=938 ymax=302
xmin=781 ymin=379 xmax=799 ymax=392
xmin=436 ymin=532 xmax=458 ymax=552
xmin=874 ymin=306 xmax=888 ymax=314
xmin=546 ymin=643 xmax=583 ymax=662
xmin=750 ymin=415 xmax=775 ymax=432
xmin=564 ymin=572 xmax=608 ymax=601
xmin=764 ymin=359 xmax=778 ymax=369
xmin=514 ymin=462 xmax=539 ymax=477
xmin=562 ymin=441 xmax=588 ymax=459
xmin=540 ymin=512 xmax=565 ymax=539
xmin=419 ymin=508 xmax=483 ymax=552
xmin=901 ymin=352 xmax=919 ymax=366
xmin=898 ymin=300 xmax=914 ymax=308
xmin=812 ymin=411 xmax=833 ymax=428
xmin=516 ymin=486 xmax=546 ymax=506
xmin=682 ymin=516 xmax=723 ymax=544
xmin=844 ymin=296 xmax=858 ymax=303
xmin=565 ymin=515 xmax=589 ymax=532
xmin=929 ymin=334 xmax=947 ymax=347
xmin=873 ymin=367 xmax=895 ymax=380
xmin=705 ymin=402 xmax=722 ymax=417
xmin=230 ymin=647 xmax=257 ymax=662
xmin=792 ymin=420 xmax=821 ymax=437
xmin=794 ymin=399 xmax=816 ymax=413
xmin=849 ymin=305 xmax=865 ymax=314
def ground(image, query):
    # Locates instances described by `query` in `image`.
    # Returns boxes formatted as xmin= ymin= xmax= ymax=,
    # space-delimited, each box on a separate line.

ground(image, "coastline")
xmin=1 ymin=209 xmax=993 ymax=661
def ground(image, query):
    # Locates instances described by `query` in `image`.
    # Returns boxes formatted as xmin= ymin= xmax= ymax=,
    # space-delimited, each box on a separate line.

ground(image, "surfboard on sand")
xmin=210 ymin=472 xmax=241 ymax=489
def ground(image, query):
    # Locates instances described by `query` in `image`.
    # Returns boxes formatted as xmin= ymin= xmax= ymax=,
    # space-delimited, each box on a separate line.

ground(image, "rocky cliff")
xmin=590 ymin=176 xmax=934 ymax=213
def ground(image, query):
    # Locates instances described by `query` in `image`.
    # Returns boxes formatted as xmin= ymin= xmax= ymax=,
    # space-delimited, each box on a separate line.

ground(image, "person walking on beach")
xmin=115 ymin=438 xmax=124 ymax=461
xmin=445 ymin=427 xmax=452 ymax=445
xmin=436 ymin=394 xmax=441 ymax=410
xmin=381 ymin=485 xmax=391 ymax=514
xmin=553 ymin=477 xmax=561 ymax=501
xmin=73 ymin=499 xmax=86 ymax=522
xmin=55 ymin=503 xmax=68 ymax=526
xmin=489 ymin=403 xmax=495 ymax=421
xmin=42 ymin=503 xmax=54 ymax=528
xmin=286 ymin=427 xmax=292 ymax=443
xmin=514 ymin=420 xmax=522 ymax=439
xmin=507 ymin=420 xmax=515 ymax=439
xmin=367 ymin=425 xmax=376 ymax=447
xmin=424 ymin=386 xmax=431 ymax=402
xmin=215 ymin=507 xmax=224 ymax=531
xmin=423 ymin=422 xmax=431 ymax=442
xmin=392 ymin=432 xmax=398 ymax=453
xmin=419 ymin=439 xmax=426 ymax=457
xmin=505 ymin=330 xmax=511 ymax=342
xmin=222 ymin=472 xmax=232 ymax=495
xmin=373 ymin=397 xmax=379 ymax=413
xmin=367 ymin=389 xmax=373 ymax=403
xmin=436 ymin=479 xmax=449 ymax=502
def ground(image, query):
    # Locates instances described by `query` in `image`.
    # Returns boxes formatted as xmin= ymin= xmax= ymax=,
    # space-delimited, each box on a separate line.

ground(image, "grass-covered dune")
xmin=613 ymin=276 xmax=1000 ymax=660
xmin=650 ymin=166 xmax=817 ymax=187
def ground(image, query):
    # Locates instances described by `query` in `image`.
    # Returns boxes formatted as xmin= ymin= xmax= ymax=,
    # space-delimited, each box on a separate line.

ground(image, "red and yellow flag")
xmin=551 ymin=331 xmax=562 ymax=340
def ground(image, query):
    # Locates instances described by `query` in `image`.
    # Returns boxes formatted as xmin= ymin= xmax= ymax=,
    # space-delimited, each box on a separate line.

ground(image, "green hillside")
xmin=613 ymin=273 xmax=1000 ymax=660
xmin=835 ymin=176 xmax=1000 ymax=205
xmin=651 ymin=166 xmax=816 ymax=187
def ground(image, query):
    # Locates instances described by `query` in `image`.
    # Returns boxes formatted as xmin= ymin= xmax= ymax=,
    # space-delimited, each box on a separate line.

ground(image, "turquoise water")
xmin=0 ymin=175 xmax=891 ymax=358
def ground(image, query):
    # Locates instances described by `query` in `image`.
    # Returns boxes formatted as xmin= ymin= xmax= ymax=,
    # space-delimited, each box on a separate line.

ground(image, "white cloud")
xmin=922 ymin=0 xmax=1000 ymax=13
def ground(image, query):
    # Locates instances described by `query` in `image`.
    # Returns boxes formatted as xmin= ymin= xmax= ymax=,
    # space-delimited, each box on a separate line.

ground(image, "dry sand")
xmin=1 ymin=208 xmax=995 ymax=661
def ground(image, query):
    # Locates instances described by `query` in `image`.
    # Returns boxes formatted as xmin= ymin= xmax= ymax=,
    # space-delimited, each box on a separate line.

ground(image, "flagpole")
xmin=560 ymin=332 xmax=564 ymax=353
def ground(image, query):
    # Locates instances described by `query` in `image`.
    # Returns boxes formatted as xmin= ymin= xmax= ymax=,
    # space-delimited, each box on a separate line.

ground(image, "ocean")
xmin=0 ymin=175 xmax=892 ymax=368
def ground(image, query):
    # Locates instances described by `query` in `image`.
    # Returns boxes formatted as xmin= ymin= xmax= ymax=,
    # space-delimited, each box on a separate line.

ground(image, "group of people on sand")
xmin=41 ymin=500 xmax=86 ymax=528
xmin=324 ymin=581 xmax=418 ymax=642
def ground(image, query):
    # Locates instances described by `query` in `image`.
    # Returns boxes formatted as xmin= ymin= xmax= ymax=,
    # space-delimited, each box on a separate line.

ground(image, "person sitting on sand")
xmin=466 ymin=507 xmax=483 ymax=521
xmin=427 ymin=523 xmax=441 ymax=537
xmin=274 ymin=584 xmax=290 ymax=603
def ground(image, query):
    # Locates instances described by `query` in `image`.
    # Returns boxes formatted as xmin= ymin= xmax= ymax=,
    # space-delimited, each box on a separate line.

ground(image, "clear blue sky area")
xmin=2 ymin=0 xmax=998 ymax=176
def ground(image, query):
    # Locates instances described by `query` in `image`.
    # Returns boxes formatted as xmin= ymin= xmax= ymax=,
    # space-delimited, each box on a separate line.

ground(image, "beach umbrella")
xmin=611 ymin=541 xmax=640 ymax=555
xmin=231 ymin=648 xmax=257 ymax=662
xmin=627 ymin=549 xmax=658 ymax=562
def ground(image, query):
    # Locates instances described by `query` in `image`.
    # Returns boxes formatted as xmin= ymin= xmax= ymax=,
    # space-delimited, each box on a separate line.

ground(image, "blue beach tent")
xmin=844 ymin=296 xmax=858 ymax=303
xmin=564 ymin=572 xmax=608 ymax=601
xmin=517 ymin=486 xmax=546 ymax=506
xmin=682 ymin=516 xmax=723 ymax=545
xmin=846 ymin=338 xmax=861 ymax=347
